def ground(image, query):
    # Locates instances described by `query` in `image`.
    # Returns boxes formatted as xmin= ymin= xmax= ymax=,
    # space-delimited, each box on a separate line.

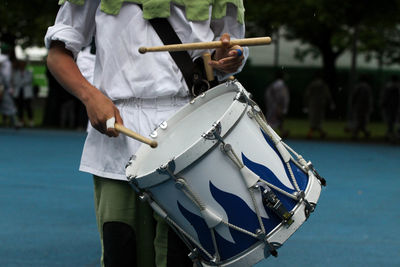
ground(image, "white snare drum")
xmin=126 ymin=81 xmax=325 ymax=267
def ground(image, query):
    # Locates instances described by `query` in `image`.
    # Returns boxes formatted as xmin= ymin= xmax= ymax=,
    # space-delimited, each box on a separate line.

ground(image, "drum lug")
xmin=139 ymin=192 xmax=150 ymax=202
xmin=303 ymin=200 xmax=316 ymax=219
xmin=157 ymin=159 xmax=176 ymax=179
xmin=295 ymin=191 xmax=316 ymax=219
xmin=307 ymin=162 xmax=327 ymax=186
xmin=256 ymin=229 xmax=279 ymax=257
xmin=234 ymin=90 xmax=248 ymax=103
xmin=127 ymin=174 xmax=142 ymax=194
xmin=188 ymin=248 xmax=205 ymax=267
xmin=202 ymin=122 xmax=222 ymax=141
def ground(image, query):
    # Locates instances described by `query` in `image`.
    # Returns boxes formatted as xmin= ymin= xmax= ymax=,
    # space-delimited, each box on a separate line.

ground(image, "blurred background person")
xmin=12 ymin=60 xmax=34 ymax=127
xmin=0 ymin=55 xmax=18 ymax=128
xmin=264 ymin=71 xmax=290 ymax=137
xmin=380 ymin=75 xmax=400 ymax=142
xmin=349 ymin=75 xmax=373 ymax=139
xmin=303 ymin=74 xmax=334 ymax=139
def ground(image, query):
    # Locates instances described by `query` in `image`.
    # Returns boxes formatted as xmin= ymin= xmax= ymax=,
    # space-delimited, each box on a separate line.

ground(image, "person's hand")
xmin=209 ymin=33 xmax=244 ymax=74
xmin=84 ymin=89 xmax=123 ymax=137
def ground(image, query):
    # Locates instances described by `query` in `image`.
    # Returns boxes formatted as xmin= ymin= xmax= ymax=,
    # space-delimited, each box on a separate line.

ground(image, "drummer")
xmin=45 ymin=1 xmax=248 ymax=266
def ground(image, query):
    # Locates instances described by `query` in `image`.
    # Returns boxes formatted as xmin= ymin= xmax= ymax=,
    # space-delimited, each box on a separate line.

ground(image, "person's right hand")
xmin=84 ymin=89 xmax=123 ymax=137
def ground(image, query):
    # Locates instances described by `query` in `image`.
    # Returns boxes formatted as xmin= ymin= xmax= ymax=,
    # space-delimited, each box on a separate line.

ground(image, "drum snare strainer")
xmin=126 ymin=80 xmax=326 ymax=267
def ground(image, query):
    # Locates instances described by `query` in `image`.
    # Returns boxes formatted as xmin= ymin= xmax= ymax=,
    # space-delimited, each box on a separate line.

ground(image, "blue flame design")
xmin=176 ymin=127 xmax=310 ymax=261
xmin=177 ymin=201 xmax=215 ymax=257
xmin=209 ymin=181 xmax=280 ymax=242
xmin=177 ymin=181 xmax=281 ymax=261
xmin=260 ymin=129 xmax=309 ymax=191
xmin=242 ymin=128 xmax=309 ymax=210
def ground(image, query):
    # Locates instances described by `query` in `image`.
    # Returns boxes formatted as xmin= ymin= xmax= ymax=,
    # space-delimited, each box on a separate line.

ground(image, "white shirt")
xmin=76 ymin=46 xmax=96 ymax=84
xmin=45 ymin=1 xmax=248 ymax=100
xmin=44 ymin=1 xmax=248 ymax=180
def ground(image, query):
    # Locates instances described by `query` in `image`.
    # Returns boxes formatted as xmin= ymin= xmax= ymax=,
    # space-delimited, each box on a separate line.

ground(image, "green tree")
xmin=0 ymin=0 xmax=59 ymax=59
xmin=245 ymin=0 xmax=400 ymax=90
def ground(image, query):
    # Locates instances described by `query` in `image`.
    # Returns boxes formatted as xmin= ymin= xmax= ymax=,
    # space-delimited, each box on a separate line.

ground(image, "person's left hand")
xmin=209 ymin=33 xmax=244 ymax=74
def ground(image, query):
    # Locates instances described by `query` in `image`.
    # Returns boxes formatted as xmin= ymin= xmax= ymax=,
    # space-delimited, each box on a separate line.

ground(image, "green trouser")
xmin=93 ymin=176 xmax=169 ymax=267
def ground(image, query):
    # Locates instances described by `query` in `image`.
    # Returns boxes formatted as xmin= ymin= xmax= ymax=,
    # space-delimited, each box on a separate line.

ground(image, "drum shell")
xmin=126 ymin=82 xmax=322 ymax=266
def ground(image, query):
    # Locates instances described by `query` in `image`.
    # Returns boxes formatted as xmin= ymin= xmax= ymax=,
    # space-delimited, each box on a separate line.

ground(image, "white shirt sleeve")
xmin=210 ymin=4 xmax=249 ymax=81
xmin=44 ymin=1 xmax=99 ymax=59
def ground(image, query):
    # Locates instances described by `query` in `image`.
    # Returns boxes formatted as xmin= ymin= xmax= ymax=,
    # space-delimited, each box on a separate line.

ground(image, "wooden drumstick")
xmin=139 ymin=36 xmax=272 ymax=54
xmin=202 ymin=52 xmax=214 ymax=81
xmin=115 ymin=123 xmax=158 ymax=148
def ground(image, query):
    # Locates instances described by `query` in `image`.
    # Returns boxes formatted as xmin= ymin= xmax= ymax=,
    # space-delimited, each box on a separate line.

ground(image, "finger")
xmin=115 ymin=108 xmax=124 ymax=126
xmin=91 ymin=120 xmax=106 ymax=134
xmin=220 ymin=33 xmax=231 ymax=48
xmin=228 ymin=48 xmax=243 ymax=58
xmin=228 ymin=45 xmax=243 ymax=57
xmin=210 ymin=56 xmax=243 ymax=68
xmin=209 ymin=58 xmax=243 ymax=73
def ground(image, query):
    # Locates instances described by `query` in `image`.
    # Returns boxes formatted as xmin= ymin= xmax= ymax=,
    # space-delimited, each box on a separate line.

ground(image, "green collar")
xmin=59 ymin=0 xmax=244 ymax=24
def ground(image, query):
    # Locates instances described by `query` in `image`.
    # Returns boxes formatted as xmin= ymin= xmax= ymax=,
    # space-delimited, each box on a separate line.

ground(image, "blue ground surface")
xmin=0 ymin=128 xmax=399 ymax=266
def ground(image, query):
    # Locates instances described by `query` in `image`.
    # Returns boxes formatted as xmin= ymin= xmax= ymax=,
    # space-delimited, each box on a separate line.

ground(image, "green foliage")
xmin=0 ymin=0 xmax=60 ymax=48
xmin=244 ymin=0 xmax=400 ymax=91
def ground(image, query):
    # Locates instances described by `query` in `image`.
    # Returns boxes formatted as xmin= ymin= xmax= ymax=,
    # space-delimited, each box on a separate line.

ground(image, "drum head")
xmin=130 ymin=82 xmax=242 ymax=179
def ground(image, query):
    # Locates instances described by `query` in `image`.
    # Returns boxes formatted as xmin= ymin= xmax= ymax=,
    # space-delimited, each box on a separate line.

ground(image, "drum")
xmin=125 ymin=81 xmax=325 ymax=267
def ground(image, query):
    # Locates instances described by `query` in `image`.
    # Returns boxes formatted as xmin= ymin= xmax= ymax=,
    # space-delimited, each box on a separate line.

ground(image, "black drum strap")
xmin=147 ymin=17 xmax=196 ymax=91
xmin=139 ymin=5 xmax=215 ymax=96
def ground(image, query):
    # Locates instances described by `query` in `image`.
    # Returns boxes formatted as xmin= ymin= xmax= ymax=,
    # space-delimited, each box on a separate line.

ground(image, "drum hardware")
xmin=189 ymin=248 xmax=203 ymax=267
xmin=150 ymin=130 xmax=158 ymax=138
xmin=159 ymin=121 xmax=168 ymax=130
xmin=221 ymin=143 xmax=243 ymax=169
xmin=256 ymin=229 xmax=278 ymax=257
xmin=202 ymin=122 xmax=222 ymax=141
xmin=294 ymin=191 xmax=315 ymax=219
xmin=157 ymin=160 xmax=176 ymax=177
xmin=234 ymin=90 xmax=248 ymax=104
xmin=306 ymin=162 xmax=327 ymax=186
xmin=127 ymin=175 xmax=142 ymax=194
xmin=304 ymin=201 xmax=316 ymax=219
xmin=210 ymin=230 xmax=221 ymax=263
xmin=166 ymin=214 xmax=215 ymax=261
xmin=247 ymin=105 xmax=322 ymax=222
xmin=261 ymin=187 xmax=294 ymax=226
